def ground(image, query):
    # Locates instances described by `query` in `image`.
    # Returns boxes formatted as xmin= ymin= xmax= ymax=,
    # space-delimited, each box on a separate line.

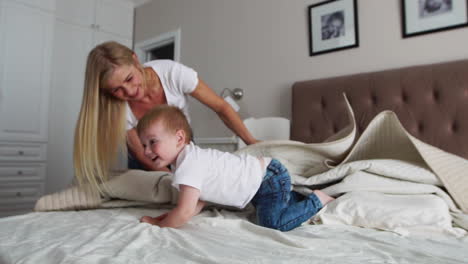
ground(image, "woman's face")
xmin=102 ymin=64 xmax=145 ymax=101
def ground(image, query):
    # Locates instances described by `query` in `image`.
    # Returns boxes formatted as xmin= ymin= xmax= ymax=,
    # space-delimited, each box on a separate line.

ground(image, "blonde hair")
xmin=137 ymin=105 xmax=192 ymax=144
xmin=73 ymin=41 xmax=147 ymax=193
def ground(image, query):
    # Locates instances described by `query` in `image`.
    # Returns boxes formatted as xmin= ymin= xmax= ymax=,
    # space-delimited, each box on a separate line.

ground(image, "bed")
xmin=1 ymin=59 xmax=468 ymax=263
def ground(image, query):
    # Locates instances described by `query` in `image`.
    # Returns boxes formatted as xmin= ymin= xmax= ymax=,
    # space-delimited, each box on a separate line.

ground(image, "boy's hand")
xmin=140 ymin=185 xmax=201 ymax=228
xmin=140 ymin=213 xmax=168 ymax=225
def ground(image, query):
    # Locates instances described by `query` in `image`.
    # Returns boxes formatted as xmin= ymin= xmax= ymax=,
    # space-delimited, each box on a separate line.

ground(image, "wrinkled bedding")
xmin=4 ymin=99 xmax=468 ymax=263
xmin=32 ymin=103 xmax=468 ymax=235
xmin=1 ymin=208 xmax=468 ymax=264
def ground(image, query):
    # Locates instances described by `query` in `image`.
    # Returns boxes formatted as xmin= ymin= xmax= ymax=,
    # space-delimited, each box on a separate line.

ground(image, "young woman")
xmin=74 ymin=41 xmax=257 ymax=188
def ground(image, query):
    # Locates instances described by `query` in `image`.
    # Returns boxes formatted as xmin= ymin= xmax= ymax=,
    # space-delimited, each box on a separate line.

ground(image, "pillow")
xmin=104 ymin=170 xmax=177 ymax=204
xmin=314 ymin=191 xmax=465 ymax=237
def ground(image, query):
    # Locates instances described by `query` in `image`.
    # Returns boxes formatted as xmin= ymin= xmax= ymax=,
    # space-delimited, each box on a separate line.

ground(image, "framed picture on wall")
xmin=402 ymin=0 xmax=468 ymax=38
xmin=308 ymin=0 xmax=359 ymax=56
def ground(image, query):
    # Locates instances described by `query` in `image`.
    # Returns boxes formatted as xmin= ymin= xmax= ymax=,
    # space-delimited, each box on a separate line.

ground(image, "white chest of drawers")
xmin=0 ymin=142 xmax=47 ymax=217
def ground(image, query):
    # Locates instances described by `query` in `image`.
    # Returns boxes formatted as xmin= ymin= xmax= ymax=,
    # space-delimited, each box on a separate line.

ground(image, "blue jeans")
xmin=251 ymin=159 xmax=323 ymax=232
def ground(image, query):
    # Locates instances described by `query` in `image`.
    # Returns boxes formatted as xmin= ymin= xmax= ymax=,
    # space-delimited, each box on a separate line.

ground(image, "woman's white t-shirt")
xmin=172 ymin=142 xmax=265 ymax=209
xmin=126 ymin=60 xmax=199 ymax=130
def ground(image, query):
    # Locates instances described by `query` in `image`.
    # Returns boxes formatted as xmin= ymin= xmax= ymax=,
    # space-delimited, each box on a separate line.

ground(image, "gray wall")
xmin=135 ymin=0 xmax=468 ymax=138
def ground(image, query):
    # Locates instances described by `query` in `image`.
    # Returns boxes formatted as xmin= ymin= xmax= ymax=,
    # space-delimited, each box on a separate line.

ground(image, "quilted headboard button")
xmin=417 ymin=122 xmax=424 ymax=133
xmin=401 ymin=92 xmax=408 ymax=103
xmin=332 ymin=124 xmax=339 ymax=133
xmin=321 ymin=98 xmax=327 ymax=109
xmin=371 ymin=94 xmax=378 ymax=105
xmin=451 ymin=121 xmax=459 ymax=133
xmin=432 ymin=89 xmax=440 ymax=102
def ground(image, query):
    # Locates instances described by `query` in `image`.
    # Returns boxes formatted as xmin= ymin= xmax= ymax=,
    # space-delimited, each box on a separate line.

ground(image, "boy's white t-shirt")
xmin=172 ymin=142 xmax=265 ymax=209
xmin=126 ymin=60 xmax=199 ymax=130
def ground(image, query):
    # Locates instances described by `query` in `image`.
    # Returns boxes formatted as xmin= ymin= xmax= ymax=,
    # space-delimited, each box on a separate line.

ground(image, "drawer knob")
xmin=18 ymin=150 xmax=24 ymax=155
xmin=17 ymin=170 xmax=23 ymax=175
xmin=16 ymin=192 xmax=22 ymax=197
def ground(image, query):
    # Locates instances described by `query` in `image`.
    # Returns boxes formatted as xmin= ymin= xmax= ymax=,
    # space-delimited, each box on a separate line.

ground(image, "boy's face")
xmin=139 ymin=120 xmax=185 ymax=169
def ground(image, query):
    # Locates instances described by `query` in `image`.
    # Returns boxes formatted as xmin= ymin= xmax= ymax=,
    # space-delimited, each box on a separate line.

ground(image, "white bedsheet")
xmin=1 ymin=208 xmax=468 ymax=264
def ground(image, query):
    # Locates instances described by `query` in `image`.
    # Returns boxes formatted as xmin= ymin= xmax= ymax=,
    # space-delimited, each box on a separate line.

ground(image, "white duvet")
xmin=1 ymin=207 xmax=468 ymax=264
xmin=5 ymin=98 xmax=468 ymax=263
xmin=309 ymin=159 xmax=467 ymax=237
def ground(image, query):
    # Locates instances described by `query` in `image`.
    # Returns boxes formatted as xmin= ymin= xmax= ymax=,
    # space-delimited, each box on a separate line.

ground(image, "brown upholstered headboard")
xmin=291 ymin=59 xmax=468 ymax=160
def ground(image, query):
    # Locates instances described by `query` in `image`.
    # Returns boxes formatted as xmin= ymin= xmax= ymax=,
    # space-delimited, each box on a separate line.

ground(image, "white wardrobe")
xmin=0 ymin=0 xmax=134 ymax=217
xmin=0 ymin=0 xmax=55 ymax=217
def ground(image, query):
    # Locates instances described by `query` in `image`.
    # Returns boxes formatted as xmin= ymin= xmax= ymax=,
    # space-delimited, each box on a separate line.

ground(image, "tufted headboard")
xmin=291 ymin=59 xmax=468 ymax=160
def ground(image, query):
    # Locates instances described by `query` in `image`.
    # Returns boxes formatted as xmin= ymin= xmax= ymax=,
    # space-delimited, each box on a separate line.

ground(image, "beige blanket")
xmin=35 ymin=98 xmax=468 ymax=214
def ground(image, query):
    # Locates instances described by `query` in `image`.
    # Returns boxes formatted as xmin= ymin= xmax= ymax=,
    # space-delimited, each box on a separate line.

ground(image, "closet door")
xmin=46 ymin=0 xmax=134 ymax=194
xmin=8 ymin=0 xmax=55 ymax=11
xmin=95 ymin=0 xmax=134 ymax=39
xmin=46 ymin=22 xmax=93 ymax=193
xmin=0 ymin=2 xmax=53 ymax=142
xmin=94 ymin=31 xmax=133 ymax=48
xmin=55 ymin=0 xmax=95 ymax=28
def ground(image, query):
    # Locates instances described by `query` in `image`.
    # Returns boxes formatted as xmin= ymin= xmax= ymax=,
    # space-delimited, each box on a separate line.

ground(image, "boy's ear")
xmin=175 ymin=129 xmax=186 ymax=145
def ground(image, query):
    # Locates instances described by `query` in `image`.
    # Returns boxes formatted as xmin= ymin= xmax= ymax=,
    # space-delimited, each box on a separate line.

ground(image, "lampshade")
xmin=224 ymin=95 xmax=240 ymax=112
xmin=221 ymin=88 xmax=244 ymax=112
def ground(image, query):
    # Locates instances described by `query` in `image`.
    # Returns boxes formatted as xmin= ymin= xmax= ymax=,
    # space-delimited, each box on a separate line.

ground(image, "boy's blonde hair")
xmin=137 ymin=105 xmax=192 ymax=143
xmin=74 ymin=41 xmax=147 ymax=194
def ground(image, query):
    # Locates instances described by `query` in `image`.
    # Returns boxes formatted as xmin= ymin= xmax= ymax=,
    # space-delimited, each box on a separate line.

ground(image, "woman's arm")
xmin=190 ymin=79 xmax=258 ymax=145
xmin=127 ymin=129 xmax=169 ymax=171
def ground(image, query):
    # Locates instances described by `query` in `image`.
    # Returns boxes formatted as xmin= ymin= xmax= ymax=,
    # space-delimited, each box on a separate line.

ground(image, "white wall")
xmin=135 ymin=0 xmax=468 ymax=138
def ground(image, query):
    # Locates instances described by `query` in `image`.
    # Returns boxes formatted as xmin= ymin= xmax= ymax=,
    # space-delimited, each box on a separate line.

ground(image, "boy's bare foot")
xmin=313 ymin=190 xmax=335 ymax=206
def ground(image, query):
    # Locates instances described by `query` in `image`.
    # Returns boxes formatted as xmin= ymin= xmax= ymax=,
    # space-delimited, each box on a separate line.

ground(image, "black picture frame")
xmin=402 ymin=0 xmax=468 ymax=38
xmin=308 ymin=0 xmax=359 ymax=56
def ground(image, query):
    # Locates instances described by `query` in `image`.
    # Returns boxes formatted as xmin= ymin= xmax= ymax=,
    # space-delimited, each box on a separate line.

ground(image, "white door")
xmin=0 ymin=2 xmax=53 ymax=142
